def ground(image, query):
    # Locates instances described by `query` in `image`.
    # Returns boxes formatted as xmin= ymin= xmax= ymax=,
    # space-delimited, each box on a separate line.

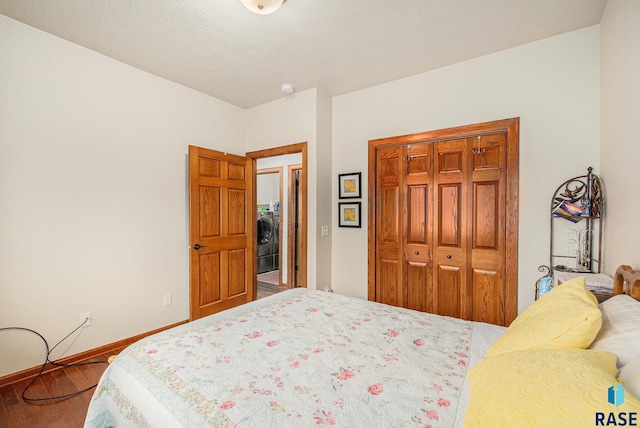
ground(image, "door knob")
xmin=194 ymin=244 xmax=206 ymax=250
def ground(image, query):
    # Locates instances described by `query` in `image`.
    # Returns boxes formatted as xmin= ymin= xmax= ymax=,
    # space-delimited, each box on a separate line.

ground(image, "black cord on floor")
xmin=0 ymin=319 xmax=108 ymax=403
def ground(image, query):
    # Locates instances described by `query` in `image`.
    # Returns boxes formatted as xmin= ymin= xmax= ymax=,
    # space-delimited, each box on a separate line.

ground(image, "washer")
xmin=257 ymin=211 xmax=274 ymax=274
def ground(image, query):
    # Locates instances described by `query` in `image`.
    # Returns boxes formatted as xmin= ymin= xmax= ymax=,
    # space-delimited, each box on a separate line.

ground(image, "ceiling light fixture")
xmin=240 ymin=0 xmax=286 ymax=15
xmin=281 ymin=83 xmax=294 ymax=94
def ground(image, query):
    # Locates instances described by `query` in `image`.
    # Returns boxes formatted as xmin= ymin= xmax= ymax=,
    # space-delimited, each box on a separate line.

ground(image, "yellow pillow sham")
xmin=487 ymin=276 xmax=601 ymax=357
xmin=464 ymin=348 xmax=640 ymax=428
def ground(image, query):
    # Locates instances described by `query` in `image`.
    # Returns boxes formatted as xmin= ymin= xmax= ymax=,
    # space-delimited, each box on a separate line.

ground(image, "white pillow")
xmin=589 ymin=294 xmax=640 ymax=368
xmin=619 ymin=355 xmax=640 ymax=400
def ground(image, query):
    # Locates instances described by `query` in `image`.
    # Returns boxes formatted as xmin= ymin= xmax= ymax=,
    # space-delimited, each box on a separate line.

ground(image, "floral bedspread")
xmin=85 ymin=289 xmax=499 ymax=428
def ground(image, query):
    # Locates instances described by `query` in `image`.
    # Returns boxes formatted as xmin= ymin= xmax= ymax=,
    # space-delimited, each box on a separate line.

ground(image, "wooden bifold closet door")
xmin=368 ymin=118 xmax=519 ymax=326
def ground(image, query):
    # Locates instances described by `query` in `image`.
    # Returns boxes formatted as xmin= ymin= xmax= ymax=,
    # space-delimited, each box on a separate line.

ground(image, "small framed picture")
xmin=338 ymin=202 xmax=361 ymax=228
xmin=338 ymin=172 xmax=361 ymax=199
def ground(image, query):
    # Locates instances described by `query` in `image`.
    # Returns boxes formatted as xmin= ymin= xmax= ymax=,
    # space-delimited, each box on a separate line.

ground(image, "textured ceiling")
xmin=0 ymin=0 xmax=608 ymax=109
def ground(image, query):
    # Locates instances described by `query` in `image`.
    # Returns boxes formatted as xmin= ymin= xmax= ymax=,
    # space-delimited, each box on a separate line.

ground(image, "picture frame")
xmin=338 ymin=202 xmax=361 ymax=228
xmin=338 ymin=172 xmax=361 ymax=199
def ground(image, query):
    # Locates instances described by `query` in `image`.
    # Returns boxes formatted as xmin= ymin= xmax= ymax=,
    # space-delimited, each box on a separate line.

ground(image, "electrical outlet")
xmin=163 ymin=293 xmax=172 ymax=306
xmin=80 ymin=312 xmax=91 ymax=327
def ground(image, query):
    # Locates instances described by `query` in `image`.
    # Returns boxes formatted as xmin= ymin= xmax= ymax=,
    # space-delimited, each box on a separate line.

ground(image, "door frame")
xmin=367 ymin=118 xmax=519 ymax=324
xmin=247 ymin=142 xmax=308 ymax=297
xmin=287 ymin=164 xmax=303 ymax=289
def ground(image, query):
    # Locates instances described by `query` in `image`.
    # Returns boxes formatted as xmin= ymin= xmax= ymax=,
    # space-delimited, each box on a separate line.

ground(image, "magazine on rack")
xmin=552 ymin=200 xmax=584 ymax=223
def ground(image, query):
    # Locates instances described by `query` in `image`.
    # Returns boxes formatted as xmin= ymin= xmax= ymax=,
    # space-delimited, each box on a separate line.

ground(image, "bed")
xmin=85 ymin=266 xmax=640 ymax=427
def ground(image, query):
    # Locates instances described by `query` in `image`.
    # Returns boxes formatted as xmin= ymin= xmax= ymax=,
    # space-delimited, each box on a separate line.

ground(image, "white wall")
xmin=0 ymin=15 xmax=244 ymax=376
xmin=315 ymin=89 xmax=333 ymax=291
xmin=600 ymin=0 xmax=640 ymax=274
xmin=256 ymin=172 xmax=279 ymax=208
xmin=331 ymin=26 xmax=601 ymax=314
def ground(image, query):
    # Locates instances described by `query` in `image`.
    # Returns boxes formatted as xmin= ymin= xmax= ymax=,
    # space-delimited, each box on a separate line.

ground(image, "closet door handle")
xmin=194 ymin=244 xmax=206 ymax=250
xmin=415 ymin=251 xmax=419 ymax=255
xmin=446 ymin=255 xmax=452 ymax=259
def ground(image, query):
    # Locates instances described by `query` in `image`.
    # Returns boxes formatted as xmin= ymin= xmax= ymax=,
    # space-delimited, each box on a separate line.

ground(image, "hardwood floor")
xmin=0 ymin=351 xmax=115 ymax=428
xmin=257 ymin=269 xmax=280 ymax=285
xmin=1 ymin=284 xmax=286 ymax=427
xmin=257 ymin=269 xmax=289 ymax=300
xmin=257 ymin=280 xmax=289 ymax=299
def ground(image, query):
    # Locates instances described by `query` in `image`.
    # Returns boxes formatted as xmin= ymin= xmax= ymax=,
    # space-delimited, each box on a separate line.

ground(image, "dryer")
xmin=257 ymin=211 xmax=274 ymax=274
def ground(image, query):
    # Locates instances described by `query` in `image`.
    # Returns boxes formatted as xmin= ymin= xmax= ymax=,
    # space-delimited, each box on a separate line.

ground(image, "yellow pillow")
xmin=487 ymin=276 xmax=601 ymax=356
xmin=464 ymin=349 xmax=640 ymax=428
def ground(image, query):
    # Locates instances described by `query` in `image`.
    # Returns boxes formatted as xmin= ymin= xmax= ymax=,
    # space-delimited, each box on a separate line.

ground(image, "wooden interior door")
xmin=368 ymin=118 xmax=519 ymax=326
xmin=432 ymin=138 xmax=468 ymax=319
xmin=404 ymin=143 xmax=434 ymax=312
xmin=468 ymin=133 xmax=507 ymax=324
xmin=375 ymin=143 xmax=434 ymax=311
xmin=374 ymin=146 xmax=404 ymax=307
xmin=189 ymin=145 xmax=253 ymax=320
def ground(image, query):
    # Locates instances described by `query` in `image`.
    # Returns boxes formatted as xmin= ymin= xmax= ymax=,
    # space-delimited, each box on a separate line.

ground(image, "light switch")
xmin=321 ymin=226 xmax=329 ymax=237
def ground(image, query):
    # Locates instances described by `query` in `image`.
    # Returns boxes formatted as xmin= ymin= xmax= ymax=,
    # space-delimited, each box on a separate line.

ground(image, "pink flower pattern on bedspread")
xmin=86 ymin=290 xmax=472 ymax=427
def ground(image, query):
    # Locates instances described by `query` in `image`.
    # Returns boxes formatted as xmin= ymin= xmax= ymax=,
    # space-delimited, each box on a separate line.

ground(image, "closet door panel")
xmin=471 ymin=268 xmax=504 ymax=325
xmin=407 ymin=185 xmax=428 ymax=243
xmin=406 ymin=261 xmax=431 ymax=312
xmin=433 ymin=139 xmax=468 ymax=318
xmin=406 ymin=185 xmax=431 ymax=311
xmin=438 ymin=184 xmax=462 ymax=247
xmin=469 ymin=133 xmax=507 ymax=324
xmin=436 ymin=264 xmax=462 ymax=318
xmin=405 ymin=144 xmax=433 ymax=312
xmin=380 ymin=187 xmax=400 ymax=242
xmin=378 ymin=258 xmax=401 ymax=307
xmin=473 ymin=181 xmax=500 ymax=249
xmin=375 ymin=147 xmax=403 ymax=306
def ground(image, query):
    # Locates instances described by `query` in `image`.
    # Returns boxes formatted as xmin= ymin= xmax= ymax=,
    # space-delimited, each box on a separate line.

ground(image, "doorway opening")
xmin=256 ymin=167 xmax=284 ymax=298
xmin=247 ymin=143 xmax=308 ymax=300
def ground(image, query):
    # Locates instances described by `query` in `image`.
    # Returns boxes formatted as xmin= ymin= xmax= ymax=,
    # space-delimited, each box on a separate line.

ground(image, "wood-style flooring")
xmin=257 ymin=269 xmax=288 ymax=299
xmin=0 ymin=352 xmax=114 ymax=428
xmin=257 ymin=280 xmax=289 ymax=299
xmin=1 ymin=278 xmax=287 ymax=427
xmin=256 ymin=269 xmax=280 ymax=285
